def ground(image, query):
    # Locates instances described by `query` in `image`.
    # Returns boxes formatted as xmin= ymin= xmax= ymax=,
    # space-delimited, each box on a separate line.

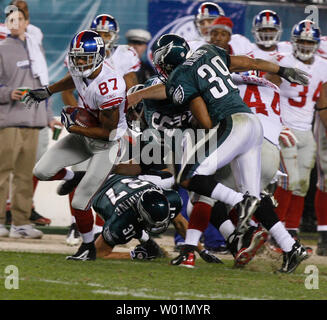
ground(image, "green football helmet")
xmin=137 ymin=189 xmax=170 ymax=234
xmin=152 ymin=34 xmax=191 ymax=81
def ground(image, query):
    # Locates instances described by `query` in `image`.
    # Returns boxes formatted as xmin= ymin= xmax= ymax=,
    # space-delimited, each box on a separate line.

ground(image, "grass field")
xmin=0 ymin=251 xmax=326 ymax=300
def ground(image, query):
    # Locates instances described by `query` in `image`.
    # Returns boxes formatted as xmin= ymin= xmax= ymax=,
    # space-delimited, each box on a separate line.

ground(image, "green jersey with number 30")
xmin=92 ymin=174 xmax=182 ymax=247
xmin=166 ymin=44 xmax=251 ymax=126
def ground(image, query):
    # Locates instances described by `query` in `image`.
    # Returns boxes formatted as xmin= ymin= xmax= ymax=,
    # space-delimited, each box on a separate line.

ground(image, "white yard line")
xmin=2 ymin=276 xmax=271 ymax=300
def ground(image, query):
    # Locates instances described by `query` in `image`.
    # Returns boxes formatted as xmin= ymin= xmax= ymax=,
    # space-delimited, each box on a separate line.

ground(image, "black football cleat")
xmin=199 ymin=249 xmax=223 ymax=264
xmin=66 ymin=241 xmax=96 ymax=261
xmin=57 ymin=171 xmax=86 ymax=196
xmin=227 ymin=226 xmax=268 ymax=267
xmin=170 ymin=244 xmax=196 ymax=268
xmin=278 ymin=240 xmax=309 ymax=273
xmin=234 ymin=193 xmax=260 ymax=234
xmin=29 ymin=209 xmax=51 ymax=226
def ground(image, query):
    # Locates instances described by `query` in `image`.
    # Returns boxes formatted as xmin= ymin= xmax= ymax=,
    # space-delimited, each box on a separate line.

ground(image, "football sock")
xmin=95 ymin=213 xmax=105 ymax=227
xmin=48 ymin=168 xmax=74 ymax=181
xmin=211 ymin=183 xmax=243 ymax=206
xmin=285 ymin=194 xmax=305 ymax=229
xmin=274 ymin=186 xmax=292 ymax=222
xmin=188 ymin=201 xmax=212 ymax=232
xmin=315 ymin=189 xmax=327 ymax=231
xmin=80 ymin=230 xmax=94 ymax=244
xmin=69 ymin=189 xmax=94 ymax=235
xmin=63 ymin=169 xmax=74 ymax=181
xmin=93 ymin=224 xmax=103 ymax=235
xmin=184 ymin=229 xmax=202 ymax=247
xmin=219 ymin=220 xmax=235 ymax=240
xmin=268 ymin=221 xmax=295 ymax=252
xmin=188 ymin=175 xmax=243 ymax=206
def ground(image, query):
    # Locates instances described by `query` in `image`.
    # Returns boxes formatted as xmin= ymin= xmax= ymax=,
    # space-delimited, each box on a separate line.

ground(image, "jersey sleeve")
xmin=125 ymin=46 xmax=141 ymax=73
xmin=113 ymin=45 xmax=141 ymax=75
xmin=166 ymin=68 xmax=200 ymax=106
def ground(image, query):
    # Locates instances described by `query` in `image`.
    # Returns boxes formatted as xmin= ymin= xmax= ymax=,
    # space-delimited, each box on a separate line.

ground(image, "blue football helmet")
xmin=195 ymin=2 xmax=225 ymax=38
xmin=137 ymin=190 xmax=170 ymax=234
xmin=68 ymin=30 xmax=105 ymax=78
xmin=90 ymin=14 xmax=120 ymax=51
xmin=252 ymin=10 xmax=282 ymax=48
xmin=291 ymin=20 xmax=321 ymax=61
xmin=152 ymin=34 xmax=191 ymax=81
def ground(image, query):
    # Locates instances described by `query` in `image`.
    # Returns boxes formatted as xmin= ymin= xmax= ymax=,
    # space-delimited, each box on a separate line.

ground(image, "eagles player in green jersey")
xmin=68 ymin=173 xmax=221 ymax=264
xmin=88 ymin=174 xmax=174 ymax=260
xmin=127 ymin=34 xmax=309 ymax=266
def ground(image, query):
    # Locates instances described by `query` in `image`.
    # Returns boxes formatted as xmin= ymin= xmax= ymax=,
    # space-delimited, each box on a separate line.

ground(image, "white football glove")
xmin=61 ymin=106 xmax=76 ymax=131
xmin=279 ymin=127 xmax=298 ymax=148
xmin=22 ymin=86 xmax=52 ymax=109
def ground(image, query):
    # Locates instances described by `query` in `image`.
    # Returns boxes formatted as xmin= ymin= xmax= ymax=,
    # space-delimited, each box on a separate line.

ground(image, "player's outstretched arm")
xmin=48 ymin=73 xmax=76 ymax=94
xmin=229 ymin=56 xmax=309 ymax=85
xmin=127 ymin=83 xmax=166 ymax=107
xmin=23 ymin=73 xmax=76 ymax=109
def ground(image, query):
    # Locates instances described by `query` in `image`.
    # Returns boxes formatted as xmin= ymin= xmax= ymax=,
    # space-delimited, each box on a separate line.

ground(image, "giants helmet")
xmin=137 ymin=190 xmax=170 ymax=234
xmin=152 ymin=34 xmax=191 ymax=81
xmin=195 ymin=2 xmax=225 ymax=38
xmin=68 ymin=30 xmax=105 ymax=78
xmin=90 ymin=14 xmax=120 ymax=50
xmin=252 ymin=10 xmax=282 ymax=48
xmin=291 ymin=20 xmax=320 ymax=61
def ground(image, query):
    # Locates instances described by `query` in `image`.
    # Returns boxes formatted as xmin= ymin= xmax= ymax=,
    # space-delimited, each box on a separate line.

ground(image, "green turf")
xmin=0 ymin=252 xmax=326 ymax=300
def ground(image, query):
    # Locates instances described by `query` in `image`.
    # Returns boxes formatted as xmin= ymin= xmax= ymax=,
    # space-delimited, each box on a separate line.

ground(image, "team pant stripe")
xmin=177 ymin=117 xmax=232 ymax=183
xmin=279 ymin=153 xmax=289 ymax=190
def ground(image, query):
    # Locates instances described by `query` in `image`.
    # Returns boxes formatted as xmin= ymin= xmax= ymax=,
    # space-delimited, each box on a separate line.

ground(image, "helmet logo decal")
xmin=75 ymin=31 xmax=85 ymax=49
xmin=153 ymin=40 xmax=174 ymax=65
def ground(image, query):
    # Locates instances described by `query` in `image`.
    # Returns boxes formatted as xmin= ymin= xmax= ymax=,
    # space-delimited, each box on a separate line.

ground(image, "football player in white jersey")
xmin=188 ymin=2 xmax=253 ymax=55
xmin=62 ymin=14 xmax=140 ymax=107
xmin=313 ymin=35 xmax=327 ymax=255
xmin=61 ymin=14 xmax=141 ymax=245
xmin=250 ymin=9 xmax=291 ymax=62
xmin=23 ymin=30 xmax=129 ymax=260
xmin=314 ymin=94 xmax=327 ymax=256
xmin=266 ymin=20 xmax=327 ymax=241
xmin=90 ymin=14 xmax=141 ymax=89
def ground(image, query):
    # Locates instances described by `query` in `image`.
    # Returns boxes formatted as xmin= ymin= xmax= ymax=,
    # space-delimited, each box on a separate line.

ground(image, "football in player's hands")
xmin=66 ymin=107 xmax=100 ymax=128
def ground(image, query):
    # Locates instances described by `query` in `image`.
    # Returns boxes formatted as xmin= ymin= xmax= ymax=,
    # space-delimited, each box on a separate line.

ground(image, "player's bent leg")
xmin=260 ymin=139 xmax=280 ymax=190
xmin=71 ymin=141 xmax=120 ymax=210
xmin=33 ymin=134 xmax=90 ymax=181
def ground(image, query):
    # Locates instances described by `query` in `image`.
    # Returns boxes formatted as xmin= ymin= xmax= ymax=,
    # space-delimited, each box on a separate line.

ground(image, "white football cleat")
xmin=9 ymin=224 xmax=43 ymax=239
xmin=0 ymin=224 xmax=9 ymax=237
xmin=66 ymin=223 xmax=81 ymax=246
